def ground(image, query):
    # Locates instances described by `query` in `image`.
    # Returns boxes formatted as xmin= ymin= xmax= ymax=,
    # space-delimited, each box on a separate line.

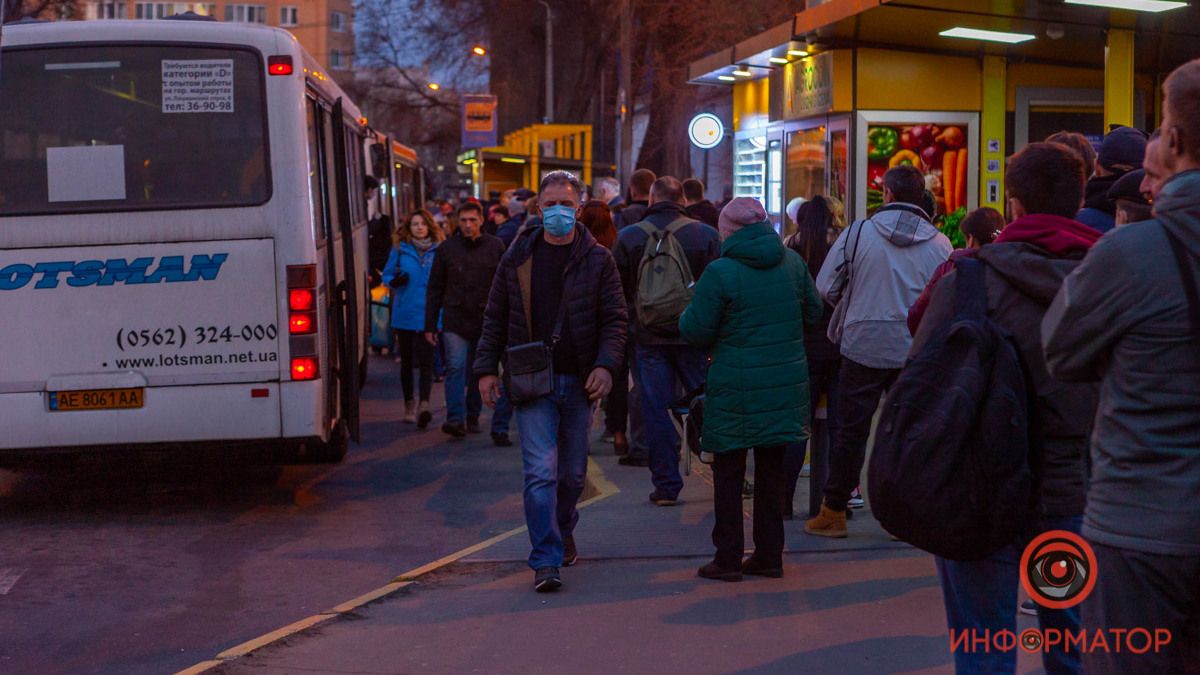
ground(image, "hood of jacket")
xmin=995 ymin=213 xmax=1100 ymax=257
xmin=1155 ymin=169 xmax=1200 ymax=260
xmin=977 ymin=242 xmax=1085 ymax=306
xmin=870 ymin=203 xmax=943 ymax=247
xmin=721 ymin=222 xmax=785 ymax=269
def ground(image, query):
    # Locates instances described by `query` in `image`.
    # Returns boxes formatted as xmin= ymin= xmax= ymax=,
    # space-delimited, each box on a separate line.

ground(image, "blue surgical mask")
xmin=542 ymin=205 xmax=576 ymax=237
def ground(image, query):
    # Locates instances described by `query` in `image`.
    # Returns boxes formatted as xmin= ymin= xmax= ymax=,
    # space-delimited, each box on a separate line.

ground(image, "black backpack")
xmin=867 ymin=257 xmax=1037 ymax=561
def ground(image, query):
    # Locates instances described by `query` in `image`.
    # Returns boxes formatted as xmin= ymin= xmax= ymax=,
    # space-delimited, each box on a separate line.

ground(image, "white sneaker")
xmin=848 ymin=488 xmax=865 ymax=509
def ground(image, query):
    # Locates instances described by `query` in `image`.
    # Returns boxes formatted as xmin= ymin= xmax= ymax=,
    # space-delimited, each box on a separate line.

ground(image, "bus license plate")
xmin=49 ymin=388 xmax=144 ymax=411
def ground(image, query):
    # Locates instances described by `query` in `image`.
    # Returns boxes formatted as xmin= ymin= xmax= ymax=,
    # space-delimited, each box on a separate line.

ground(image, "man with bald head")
xmin=614 ymin=176 xmax=721 ymax=504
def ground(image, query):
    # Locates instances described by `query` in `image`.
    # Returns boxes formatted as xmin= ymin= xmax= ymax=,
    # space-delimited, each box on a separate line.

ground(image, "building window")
xmin=329 ymin=10 xmax=346 ymax=32
xmin=329 ymin=50 xmax=350 ymax=70
xmin=133 ymin=2 xmax=212 ymax=18
xmin=224 ymin=3 xmax=266 ymax=22
xmin=87 ymin=1 xmax=126 ymax=18
xmin=279 ymin=5 xmax=297 ymax=25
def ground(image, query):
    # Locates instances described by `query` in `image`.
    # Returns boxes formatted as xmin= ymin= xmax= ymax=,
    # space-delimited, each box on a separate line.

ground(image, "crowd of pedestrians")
xmin=364 ymin=57 xmax=1200 ymax=672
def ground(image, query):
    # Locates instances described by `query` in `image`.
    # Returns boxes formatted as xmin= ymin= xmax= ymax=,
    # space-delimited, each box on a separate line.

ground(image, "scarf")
xmin=994 ymin=214 xmax=1100 ymax=257
xmin=410 ymin=237 xmax=434 ymax=254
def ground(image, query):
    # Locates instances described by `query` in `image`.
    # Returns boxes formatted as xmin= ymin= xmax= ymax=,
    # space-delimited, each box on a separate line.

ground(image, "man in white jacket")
xmin=806 ymin=165 xmax=952 ymax=538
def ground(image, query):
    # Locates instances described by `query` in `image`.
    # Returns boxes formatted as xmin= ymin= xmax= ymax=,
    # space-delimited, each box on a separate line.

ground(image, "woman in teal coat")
xmin=679 ymin=197 xmax=823 ymax=582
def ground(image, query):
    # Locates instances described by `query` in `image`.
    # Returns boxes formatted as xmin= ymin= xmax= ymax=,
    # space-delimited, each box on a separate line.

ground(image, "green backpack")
xmin=634 ymin=217 xmax=696 ymax=336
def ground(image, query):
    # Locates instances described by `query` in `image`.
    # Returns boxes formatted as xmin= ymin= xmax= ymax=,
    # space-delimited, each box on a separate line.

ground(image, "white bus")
xmin=0 ymin=17 xmax=373 ymax=464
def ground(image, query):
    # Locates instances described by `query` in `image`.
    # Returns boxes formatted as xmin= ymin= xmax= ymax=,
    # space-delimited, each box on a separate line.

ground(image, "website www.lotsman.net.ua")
xmin=113 ymin=350 xmax=280 ymax=369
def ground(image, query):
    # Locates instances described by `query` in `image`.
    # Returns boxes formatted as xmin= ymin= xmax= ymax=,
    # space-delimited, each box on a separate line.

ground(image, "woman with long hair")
xmin=580 ymin=199 xmax=617 ymax=249
xmin=579 ymin=199 xmax=626 ymax=451
xmin=782 ymin=196 xmax=844 ymax=517
xmin=383 ymin=209 xmax=445 ymax=428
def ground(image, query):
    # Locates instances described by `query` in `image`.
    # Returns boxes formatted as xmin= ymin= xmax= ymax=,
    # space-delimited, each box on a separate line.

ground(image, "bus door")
xmin=329 ymin=99 xmax=361 ymax=442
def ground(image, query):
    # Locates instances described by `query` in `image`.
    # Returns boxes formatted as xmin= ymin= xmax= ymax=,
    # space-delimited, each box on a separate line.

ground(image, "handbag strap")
xmin=1163 ymin=226 xmax=1200 ymax=339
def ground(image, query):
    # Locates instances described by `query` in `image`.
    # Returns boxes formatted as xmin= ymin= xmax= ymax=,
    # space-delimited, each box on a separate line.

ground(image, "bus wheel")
xmin=309 ymin=420 xmax=349 ymax=464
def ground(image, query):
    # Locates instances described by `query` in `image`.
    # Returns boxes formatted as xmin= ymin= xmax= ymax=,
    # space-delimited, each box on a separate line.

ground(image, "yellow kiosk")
xmin=688 ymin=0 xmax=1199 ymax=235
xmin=459 ymin=123 xmax=607 ymax=198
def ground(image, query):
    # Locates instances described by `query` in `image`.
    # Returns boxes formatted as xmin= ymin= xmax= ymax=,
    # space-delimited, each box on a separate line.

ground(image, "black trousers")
xmin=394 ymin=329 xmax=434 ymax=402
xmin=822 ymin=358 xmax=898 ymax=511
xmin=712 ymin=446 xmax=785 ymax=570
xmin=1082 ymin=542 xmax=1200 ymax=674
xmin=783 ymin=355 xmax=841 ymax=516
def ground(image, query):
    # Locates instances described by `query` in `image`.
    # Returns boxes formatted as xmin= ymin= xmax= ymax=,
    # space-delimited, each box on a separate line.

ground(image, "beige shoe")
xmin=805 ymin=503 xmax=848 ymax=538
xmin=403 ymin=400 xmax=416 ymax=424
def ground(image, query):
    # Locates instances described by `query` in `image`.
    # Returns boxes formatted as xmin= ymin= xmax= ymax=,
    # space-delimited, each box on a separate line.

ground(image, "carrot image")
xmin=943 ymin=150 xmax=957 ymax=212
xmin=956 ymin=148 xmax=968 ymax=212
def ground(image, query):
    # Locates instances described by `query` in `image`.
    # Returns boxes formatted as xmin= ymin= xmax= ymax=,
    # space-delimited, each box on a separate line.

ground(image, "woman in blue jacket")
xmin=383 ymin=209 xmax=443 ymax=428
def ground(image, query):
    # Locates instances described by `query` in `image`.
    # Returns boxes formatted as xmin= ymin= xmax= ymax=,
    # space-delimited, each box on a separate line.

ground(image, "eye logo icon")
xmin=1020 ymin=530 xmax=1097 ymax=609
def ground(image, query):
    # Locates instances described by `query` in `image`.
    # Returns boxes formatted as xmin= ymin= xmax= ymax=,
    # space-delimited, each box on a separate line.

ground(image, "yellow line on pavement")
xmin=177 ymin=454 xmax=621 ymax=674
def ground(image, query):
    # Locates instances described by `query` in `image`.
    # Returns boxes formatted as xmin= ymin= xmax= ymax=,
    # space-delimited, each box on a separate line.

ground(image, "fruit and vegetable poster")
xmin=866 ymin=123 xmax=970 ymax=245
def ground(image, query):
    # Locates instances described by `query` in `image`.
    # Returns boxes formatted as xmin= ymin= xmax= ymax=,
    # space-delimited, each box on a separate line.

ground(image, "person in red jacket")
xmin=907 ymin=207 xmax=1006 ymax=335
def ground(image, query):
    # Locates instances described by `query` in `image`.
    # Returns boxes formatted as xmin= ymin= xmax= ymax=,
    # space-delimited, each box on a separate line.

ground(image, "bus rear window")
xmin=0 ymin=45 xmax=270 ymax=216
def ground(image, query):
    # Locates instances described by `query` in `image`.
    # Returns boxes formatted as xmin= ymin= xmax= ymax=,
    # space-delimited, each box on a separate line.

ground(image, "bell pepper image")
xmin=888 ymin=149 xmax=922 ymax=169
xmin=867 ymin=127 xmax=899 ymax=161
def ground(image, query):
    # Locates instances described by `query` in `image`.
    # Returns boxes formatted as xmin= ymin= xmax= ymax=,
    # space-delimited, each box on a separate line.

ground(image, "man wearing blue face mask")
xmin=475 ymin=171 xmax=628 ymax=593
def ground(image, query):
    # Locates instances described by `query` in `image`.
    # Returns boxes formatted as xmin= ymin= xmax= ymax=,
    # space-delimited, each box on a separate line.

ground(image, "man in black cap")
xmin=1077 ymin=126 xmax=1148 ymax=233
xmin=1109 ymin=169 xmax=1153 ymax=227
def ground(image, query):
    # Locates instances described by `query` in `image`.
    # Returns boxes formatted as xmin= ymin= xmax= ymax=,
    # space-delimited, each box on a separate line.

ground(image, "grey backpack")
xmin=634 ymin=217 xmax=695 ymax=336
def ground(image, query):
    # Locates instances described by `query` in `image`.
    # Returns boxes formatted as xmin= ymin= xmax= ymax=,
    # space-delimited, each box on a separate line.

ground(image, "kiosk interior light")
xmin=1065 ymin=0 xmax=1186 ymax=10
xmin=787 ymin=49 xmax=809 ymax=57
xmin=769 ymin=57 xmax=790 ymax=65
xmin=940 ymin=27 xmax=1037 ymax=43
xmin=732 ymin=66 xmax=753 ymax=77
xmin=717 ymin=75 xmax=737 ymax=81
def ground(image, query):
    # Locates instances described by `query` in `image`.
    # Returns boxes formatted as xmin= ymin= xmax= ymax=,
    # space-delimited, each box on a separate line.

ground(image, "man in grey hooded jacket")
xmin=806 ymin=165 xmax=952 ymax=537
xmin=1043 ymin=58 xmax=1200 ymax=674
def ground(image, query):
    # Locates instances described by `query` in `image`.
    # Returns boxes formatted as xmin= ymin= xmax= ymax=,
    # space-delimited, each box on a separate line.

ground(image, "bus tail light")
xmin=291 ymin=357 xmax=319 ymax=380
xmin=287 ymin=265 xmax=320 ymax=379
xmin=289 ymin=311 xmax=316 ymax=334
xmin=268 ymin=55 xmax=294 ymax=76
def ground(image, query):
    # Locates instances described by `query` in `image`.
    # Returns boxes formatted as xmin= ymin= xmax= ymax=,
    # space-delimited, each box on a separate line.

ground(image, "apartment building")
xmin=80 ymin=0 xmax=354 ymax=76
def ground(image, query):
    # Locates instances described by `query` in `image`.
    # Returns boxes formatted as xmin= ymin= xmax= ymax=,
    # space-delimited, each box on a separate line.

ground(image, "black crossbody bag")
xmin=505 ymin=266 xmax=571 ymax=405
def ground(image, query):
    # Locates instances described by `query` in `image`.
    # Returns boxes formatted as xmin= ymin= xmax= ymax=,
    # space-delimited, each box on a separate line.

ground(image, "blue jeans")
xmin=442 ymin=332 xmax=512 ymax=432
xmin=633 ymin=343 xmax=708 ymax=498
xmin=516 ymin=375 xmax=592 ymax=570
xmin=936 ymin=514 xmax=1084 ymax=675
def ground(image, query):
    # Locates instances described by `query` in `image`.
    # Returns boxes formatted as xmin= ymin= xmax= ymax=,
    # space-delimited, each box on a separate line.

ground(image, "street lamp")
xmin=537 ymin=0 xmax=553 ymax=123
xmin=427 ymin=82 xmax=441 ymax=91
xmin=471 ymin=45 xmax=487 ymax=57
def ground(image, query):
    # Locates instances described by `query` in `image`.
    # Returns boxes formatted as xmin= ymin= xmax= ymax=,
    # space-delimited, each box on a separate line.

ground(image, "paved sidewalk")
xmin=217 ymin=436 xmax=1047 ymax=674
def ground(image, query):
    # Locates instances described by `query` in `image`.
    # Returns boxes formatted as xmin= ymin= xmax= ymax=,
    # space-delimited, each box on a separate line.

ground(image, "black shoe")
xmin=417 ymin=410 xmax=432 ymax=430
xmin=466 ymin=417 xmax=482 ymax=434
xmin=534 ymin=567 xmax=562 ymax=592
xmin=697 ymin=561 xmax=742 ymax=582
xmin=649 ymin=490 xmax=678 ymax=506
xmin=741 ymin=555 xmax=783 ymax=578
xmin=742 ymin=480 xmax=754 ymax=499
xmin=563 ymin=535 xmax=577 ymax=567
xmin=1020 ymin=599 xmax=1038 ymax=616
xmin=491 ymin=432 xmax=513 ymax=447
xmin=441 ymin=422 xmax=466 ymax=438
xmin=618 ymin=455 xmax=649 ymax=467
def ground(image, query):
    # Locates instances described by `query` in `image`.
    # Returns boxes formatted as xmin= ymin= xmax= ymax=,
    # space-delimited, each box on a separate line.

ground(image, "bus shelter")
xmin=458 ymin=123 xmax=603 ymax=198
xmin=688 ymin=0 xmax=1200 ymax=236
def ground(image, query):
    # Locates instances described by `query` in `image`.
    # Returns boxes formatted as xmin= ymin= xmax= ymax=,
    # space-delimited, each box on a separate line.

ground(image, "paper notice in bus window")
xmin=161 ymin=59 xmax=234 ymax=114
xmin=46 ymin=145 xmax=127 ymax=203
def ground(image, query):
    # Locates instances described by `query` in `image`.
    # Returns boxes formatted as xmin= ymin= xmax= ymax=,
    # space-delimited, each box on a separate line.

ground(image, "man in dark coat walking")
xmin=682 ymin=178 xmax=720 ymax=229
xmin=476 ymin=171 xmax=627 ymax=593
xmin=426 ymin=202 xmax=512 ymax=443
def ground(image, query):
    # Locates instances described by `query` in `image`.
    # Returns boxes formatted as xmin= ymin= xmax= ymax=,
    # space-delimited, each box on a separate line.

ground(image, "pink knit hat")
xmin=718 ymin=197 xmax=768 ymax=240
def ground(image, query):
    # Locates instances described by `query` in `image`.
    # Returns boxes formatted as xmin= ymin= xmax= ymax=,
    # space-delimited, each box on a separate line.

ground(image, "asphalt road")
xmin=0 ymin=354 xmax=528 ymax=675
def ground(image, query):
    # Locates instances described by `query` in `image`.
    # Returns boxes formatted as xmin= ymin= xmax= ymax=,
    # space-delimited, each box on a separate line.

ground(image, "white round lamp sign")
xmin=688 ymin=113 xmax=725 ymax=150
